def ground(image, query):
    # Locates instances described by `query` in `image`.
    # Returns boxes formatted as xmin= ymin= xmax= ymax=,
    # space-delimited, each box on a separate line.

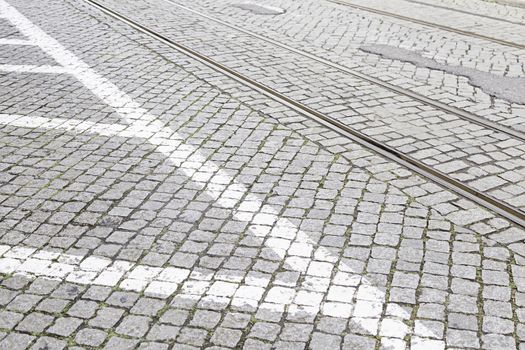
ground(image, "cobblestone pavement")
xmin=401 ymin=0 xmax=525 ymax=23
xmin=333 ymin=0 xmax=525 ymax=45
xmin=0 ymin=0 xmax=525 ymax=350
xmin=75 ymin=0 xmax=525 ymax=215
xmin=171 ymin=0 xmax=525 ymax=132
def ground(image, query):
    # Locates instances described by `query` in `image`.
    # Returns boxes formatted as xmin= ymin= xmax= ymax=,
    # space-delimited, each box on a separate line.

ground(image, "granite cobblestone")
xmin=0 ymin=0 xmax=524 ymax=349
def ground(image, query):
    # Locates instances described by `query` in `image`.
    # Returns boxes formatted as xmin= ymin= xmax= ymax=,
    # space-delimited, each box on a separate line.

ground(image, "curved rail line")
xmin=327 ymin=0 xmax=525 ymax=50
xmin=402 ymin=0 xmax=525 ymax=27
xmin=82 ymin=0 xmax=525 ymax=228
xmin=162 ymin=0 xmax=525 ymax=142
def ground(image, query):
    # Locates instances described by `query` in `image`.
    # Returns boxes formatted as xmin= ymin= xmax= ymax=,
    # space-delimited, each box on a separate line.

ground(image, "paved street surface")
xmin=0 ymin=0 xmax=524 ymax=349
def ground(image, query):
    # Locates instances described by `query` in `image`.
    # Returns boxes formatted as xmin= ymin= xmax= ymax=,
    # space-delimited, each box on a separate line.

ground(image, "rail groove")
xmin=82 ymin=0 xmax=525 ymax=228
xmin=402 ymin=0 xmax=525 ymax=26
xmin=162 ymin=0 xmax=525 ymax=142
xmin=328 ymin=0 xmax=525 ymax=50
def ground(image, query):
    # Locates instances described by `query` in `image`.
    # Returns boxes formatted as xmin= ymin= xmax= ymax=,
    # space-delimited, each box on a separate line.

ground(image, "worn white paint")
xmin=0 ymin=63 xmax=70 ymax=74
xmin=0 ymin=0 xmax=440 ymax=345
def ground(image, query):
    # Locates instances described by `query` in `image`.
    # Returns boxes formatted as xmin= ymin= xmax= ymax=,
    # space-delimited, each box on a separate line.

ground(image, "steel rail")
xmin=328 ymin=0 xmax=525 ymax=50
xmin=402 ymin=0 xmax=525 ymax=27
xmin=161 ymin=0 xmax=525 ymax=142
xmin=82 ymin=0 xmax=525 ymax=228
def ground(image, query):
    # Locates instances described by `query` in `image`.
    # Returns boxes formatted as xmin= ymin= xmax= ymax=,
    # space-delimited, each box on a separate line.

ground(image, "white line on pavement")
xmin=0 ymin=38 xmax=34 ymax=45
xmin=0 ymin=113 xmax=446 ymax=347
xmin=0 ymin=114 xmax=125 ymax=134
xmin=0 ymin=0 xmax=441 ymax=346
xmin=0 ymin=63 xmax=70 ymax=74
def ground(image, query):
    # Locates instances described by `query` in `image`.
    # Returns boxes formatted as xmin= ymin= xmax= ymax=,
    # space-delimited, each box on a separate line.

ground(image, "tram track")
xmin=328 ymin=0 xmax=525 ymax=50
xmin=82 ymin=0 xmax=525 ymax=228
xmin=401 ymin=0 xmax=525 ymax=26
xmin=159 ymin=0 xmax=525 ymax=142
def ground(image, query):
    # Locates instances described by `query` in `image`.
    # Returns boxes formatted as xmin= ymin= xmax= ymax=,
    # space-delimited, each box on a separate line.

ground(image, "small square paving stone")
xmin=67 ymin=300 xmax=98 ymax=318
xmin=83 ymin=286 xmax=112 ymax=301
xmin=447 ymin=329 xmax=480 ymax=348
xmin=484 ymin=286 xmax=511 ymax=301
xmin=29 ymin=336 xmax=66 ymax=350
xmin=243 ymin=339 xmax=272 ymax=350
xmin=482 ymin=334 xmax=516 ymax=350
xmin=310 ymin=332 xmax=342 ymax=349
xmin=107 ymin=291 xmax=140 ymax=308
xmin=414 ymin=319 xmax=444 ymax=338
xmin=2 ymin=275 xmax=33 ymax=290
xmin=190 ymin=310 xmax=222 ymax=329
xmin=116 ymin=315 xmax=152 ymax=337
xmin=146 ymin=324 xmax=180 ymax=341
xmin=75 ymin=328 xmax=108 ymax=347
xmin=52 ymin=284 xmax=85 ymax=300
xmin=485 ymin=300 xmax=513 ymax=318
xmin=316 ymin=317 xmax=347 ymax=334
xmin=416 ymin=303 xmax=444 ymax=320
xmin=343 ymin=334 xmax=377 ymax=349
xmin=159 ymin=309 xmax=189 ymax=325
xmin=138 ymin=342 xmax=169 ymax=350
xmin=27 ymin=278 xmax=61 ymax=295
xmin=141 ymin=252 xmax=170 ymax=266
xmin=171 ymin=344 xmax=200 ymax=350
xmin=16 ymin=312 xmax=54 ymax=333
xmin=0 ymin=333 xmax=34 ymax=350
xmin=47 ymin=317 xmax=83 ymax=337
xmin=280 ymin=323 xmax=313 ymax=341
xmin=274 ymin=341 xmax=306 ymax=350
xmin=220 ymin=312 xmax=251 ymax=329
xmin=7 ymin=294 xmax=42 ymax=312
xmin=210 ymin=327 xmax=243 ymax=347
xmin=89 ymin=307 xmax=125 ymax=328
xmin=171 ymin=294 xmax=198 ymax=309
xmin=170 ymin=252 xmax=198 ymax=268
xmin=483 ymin=316 xmax=514 ymax=334
xmin=448 ymin=313 xmax=479 ymax=331
xmin=0 ymin=311 xmax=23 ymax=329
xmin=176 ymin=327 xmax=208 ymax=346
xmin=103 ymin=336 xmax=139 ymax=350
xmin=256 ymin=305 xmax=283 ymax=323
xmin=389 ymin=287 xmax=416 ymax=304
xmin=249 ymin=322 xmax=281 ymax=341
xmin=36 ymin=298 xmax=69 ymax=313
xmin=0 ymin=289 xmax=17 ymax=306
xmin=131 ymin=298 xmax=166 ymax=316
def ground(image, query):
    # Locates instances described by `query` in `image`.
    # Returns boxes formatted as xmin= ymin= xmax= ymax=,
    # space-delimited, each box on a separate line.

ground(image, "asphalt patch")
xmin=361 ymin=44 xmax=525 ymax=105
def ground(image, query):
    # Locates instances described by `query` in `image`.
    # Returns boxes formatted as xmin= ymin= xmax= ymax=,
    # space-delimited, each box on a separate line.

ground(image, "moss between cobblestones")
xmin=475 ymin=233 xmax=485 ymax=347
xmin=507 ymin=253 xmax=520 ymax=347
xmin=3 ymin=0 xmax=525 ymax=348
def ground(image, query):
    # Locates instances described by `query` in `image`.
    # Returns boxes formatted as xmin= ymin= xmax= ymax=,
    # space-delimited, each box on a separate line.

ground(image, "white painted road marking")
xmin=0 ymin=63 xmax=70 ymax=74
xmin=0 ymin=0 xmax=440 ymax=346
xmin=0 ymin=38 xmax=34 ymax=45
